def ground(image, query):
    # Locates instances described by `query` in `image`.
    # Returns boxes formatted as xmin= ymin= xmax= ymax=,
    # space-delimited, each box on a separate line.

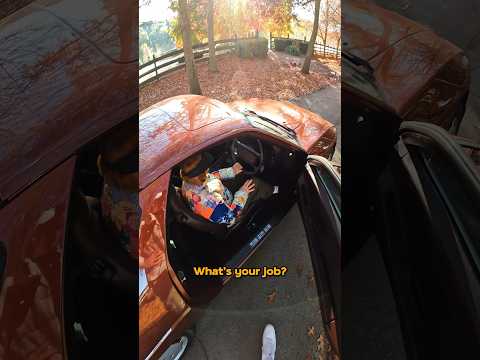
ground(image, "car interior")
xmin=63 ymin=119 xmax=138 ymax=359
xmin=165 ymin=134 xmax=308 ymax=298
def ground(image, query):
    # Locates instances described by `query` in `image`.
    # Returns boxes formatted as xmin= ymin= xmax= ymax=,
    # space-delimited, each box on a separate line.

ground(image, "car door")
xmin=296 ymin=155 xmax=341 ymax=355
xmin=0 ymin=157 xmax=76 ymax=360
xmin=139 ymin=172 xmax=197 ymax=360
xmin=376 ymin=122 xmax=480 ymax=359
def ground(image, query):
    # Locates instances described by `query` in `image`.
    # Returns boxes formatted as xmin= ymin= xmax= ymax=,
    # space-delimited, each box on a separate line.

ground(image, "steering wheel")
xmin=230 ymin=138 xmax=264 ymax=176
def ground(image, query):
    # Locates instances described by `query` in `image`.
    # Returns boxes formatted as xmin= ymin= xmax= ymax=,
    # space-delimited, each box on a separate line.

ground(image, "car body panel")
xmin=369 ymin=30 xmax=462 ymax=117
xmin=343 ymin=0 xmax=466 ymax=118
xmin=139 ymin=171 xmax=191 ymax=360
xmin=140 ymin=95 xmax=335 ymax=190
xmin=343 ymin=0 xmax=428 ymax=61
xmin=0 ymin=157 xmax=75 ymax=359
xmin=0 ymin=0 xmax=137 ymax=201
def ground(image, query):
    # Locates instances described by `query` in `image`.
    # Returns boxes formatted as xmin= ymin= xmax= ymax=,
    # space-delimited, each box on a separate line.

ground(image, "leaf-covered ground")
xmin=139 ymin=51 xmax=340 ymax=111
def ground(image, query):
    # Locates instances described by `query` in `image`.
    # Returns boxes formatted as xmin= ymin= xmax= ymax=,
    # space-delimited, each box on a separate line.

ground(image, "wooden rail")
xmin=270 ymin=36 xmax=339 ymax=59
xmin=139 ymin=37 xmax=250 ymax=86
xmin=139 ymin=34 xmax=340 ymax=86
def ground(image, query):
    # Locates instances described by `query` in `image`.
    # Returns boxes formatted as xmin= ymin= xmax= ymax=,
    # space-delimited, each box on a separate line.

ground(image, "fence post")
xmin=256 ymin=29 xmax=259 ymax=39
xmin=269 ymin=32 xmax=272 ymax=50
xmin=153 ymin=55 xmax=158 ymax=78
xmin=287 ymin=33 xmax=289 ymax=39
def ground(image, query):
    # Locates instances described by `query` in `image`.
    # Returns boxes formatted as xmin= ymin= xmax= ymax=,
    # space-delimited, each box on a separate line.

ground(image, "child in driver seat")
xmin=180 ymin=152 xmax=276 ymax=226
xmin=97 ymin=120 xmax=140 ymax=259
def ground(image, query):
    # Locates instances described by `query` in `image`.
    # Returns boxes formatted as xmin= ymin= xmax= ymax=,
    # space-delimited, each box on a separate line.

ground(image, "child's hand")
xmin=241 ymin=179 xmax=256 ymax=193
xmin=233 ymin=162 xmax=243 ymax=175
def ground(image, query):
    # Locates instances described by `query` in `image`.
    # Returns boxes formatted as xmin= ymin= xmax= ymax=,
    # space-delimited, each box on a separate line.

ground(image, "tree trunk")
xmin=207 ymin=0 xmax=218 ymax=72
xmin=336 ymin=35 xmax=340 ymax=58
xmin=323 ymin=36 xmax=327 ymax=57
xmin=179 ymin=0 xmax=202 ymax=94
xmin=302 ymin=0 xmax=321 ymax=74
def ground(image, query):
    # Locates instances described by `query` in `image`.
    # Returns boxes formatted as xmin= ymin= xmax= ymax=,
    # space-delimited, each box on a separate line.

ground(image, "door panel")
xmin=0 ymin=157 xmax=75 ymax=360
xmin=297 ymin=155 xmax=341 ymax=354
xmin=139 ymin=171 xmax=191 ymax=360
xmin=377 ymin=122 xmax=480 ymax=359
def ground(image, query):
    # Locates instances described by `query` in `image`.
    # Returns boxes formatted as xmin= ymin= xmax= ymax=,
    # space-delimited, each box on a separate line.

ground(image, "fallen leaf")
xmin=307 ymin=325 xmax=315 ymax=338
xmin=266 ymin=289 xmax=277 ymax=304
xmin=316 ymin=334 xmax=332 ymax=354
xmin=139 ymin=52 xmax=337 ymax=111
xmin=296 ymin=263 xmax=304 ymax=277
xmin=305 ymin=353 xmax=313 ymax=360
xmin=307 ymin=273 xmax=315 ymax=288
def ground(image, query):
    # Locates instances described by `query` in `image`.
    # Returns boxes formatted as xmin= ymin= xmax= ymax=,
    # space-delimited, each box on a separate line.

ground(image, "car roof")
xmin=140 ymin=95 xmax=252 ymax=189
xmin=0 ymin=0 xmax=137 ymax=201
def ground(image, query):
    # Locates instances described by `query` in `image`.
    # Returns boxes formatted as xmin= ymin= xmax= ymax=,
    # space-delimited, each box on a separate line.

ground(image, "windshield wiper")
xmin=342 ymin=50 xmax=374 ymax=73
xmin=243 ymin=110 xmax=297 ymax=138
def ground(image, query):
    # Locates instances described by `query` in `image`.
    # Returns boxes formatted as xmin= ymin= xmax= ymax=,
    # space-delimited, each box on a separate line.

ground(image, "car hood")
xmin=343 ymin=0 xmax=462 ymax=115
xmin=369 ymin=30 xmax=461 ymax=116
xmin=229 ymin=98 xmax=336 ymax=153
xmin=0 ymin=0 xmax=137 ymax=201
xmin=343 ymin=0 xmax=428 ymax=61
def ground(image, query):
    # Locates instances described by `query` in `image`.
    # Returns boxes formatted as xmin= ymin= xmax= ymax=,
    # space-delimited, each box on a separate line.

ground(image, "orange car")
xmin=343 ymin=0 xmax=469 ymax=134
xmin=139 ymin=95 xmax=340 ymax=359
xmin=0 ymin=0 xmax=138 ymax=359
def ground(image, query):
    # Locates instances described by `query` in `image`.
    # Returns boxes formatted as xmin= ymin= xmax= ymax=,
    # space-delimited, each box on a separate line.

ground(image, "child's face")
xmin=190 ymin=169 xmax=208 ymax=185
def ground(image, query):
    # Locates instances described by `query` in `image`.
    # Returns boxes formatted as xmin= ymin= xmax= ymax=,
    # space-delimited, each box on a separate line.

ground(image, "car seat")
xmin=168 ymin=185 xmax=260 ymax=240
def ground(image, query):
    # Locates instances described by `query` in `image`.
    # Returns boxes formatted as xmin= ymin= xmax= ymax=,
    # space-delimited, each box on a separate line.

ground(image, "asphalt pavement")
xmin=183 ymin=205 xmax=329 ymax=360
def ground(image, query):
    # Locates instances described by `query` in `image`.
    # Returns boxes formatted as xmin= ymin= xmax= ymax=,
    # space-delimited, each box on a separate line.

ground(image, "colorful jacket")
xmin=181 ymin=167 xmax=248 ymax=225
xmin=101 ymin=182 xmax=140 ymax=258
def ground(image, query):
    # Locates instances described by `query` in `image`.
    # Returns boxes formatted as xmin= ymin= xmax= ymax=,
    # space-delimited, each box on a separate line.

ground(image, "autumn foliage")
xmin=168 ymin=0 xmax=295 ymax=46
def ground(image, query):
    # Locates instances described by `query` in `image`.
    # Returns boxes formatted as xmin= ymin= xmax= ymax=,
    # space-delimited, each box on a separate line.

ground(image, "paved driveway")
xmin=183 ymin=206 xmax=330 ymax=360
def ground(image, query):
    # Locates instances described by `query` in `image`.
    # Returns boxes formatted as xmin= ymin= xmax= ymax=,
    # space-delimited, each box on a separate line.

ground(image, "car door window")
xmin=311 ymin=162 xmax=341 ymax=218
xmin=403 ymin=127 xmax=480 ymax=270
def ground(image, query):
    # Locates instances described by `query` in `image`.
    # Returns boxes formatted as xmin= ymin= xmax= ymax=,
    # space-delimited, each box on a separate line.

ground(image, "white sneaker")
xmin=261 ymin=324 xmax=276 ymax=360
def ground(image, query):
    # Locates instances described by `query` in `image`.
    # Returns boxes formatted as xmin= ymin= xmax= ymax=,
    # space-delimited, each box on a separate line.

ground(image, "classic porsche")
xmin=138 ymin=95 xmax=340 ymax=360
xmin=0 ymin=0 xmax=138 ymax=359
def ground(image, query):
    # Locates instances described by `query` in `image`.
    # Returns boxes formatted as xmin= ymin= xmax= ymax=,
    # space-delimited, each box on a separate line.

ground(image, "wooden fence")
xmin=139 ymin=34 xmax=339 ymax=86
xmin=270 ymin=35 xmax=340 ymax=59
xmin=139 ymin=37 xmax=250 ymax=86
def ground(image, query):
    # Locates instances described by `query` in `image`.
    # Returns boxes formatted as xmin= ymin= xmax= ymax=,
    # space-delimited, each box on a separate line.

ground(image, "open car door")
xmin=376 ymin=122 xmax=480 ymax=359
xmin=297 ymin=155 xmax=341 ymax=356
